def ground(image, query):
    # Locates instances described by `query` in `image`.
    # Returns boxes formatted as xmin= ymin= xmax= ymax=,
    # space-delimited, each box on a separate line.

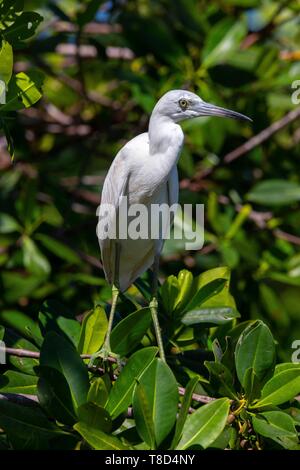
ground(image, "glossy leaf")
xmin=78 ymin=306 xmax=108 ymax=355
xmin=37 ymin=366 xmax=77 ymax=426
xmin=74 ymin=422 xmax=132 ymax=450
xmin=87 ymin=377 xmax=109 ymax=408
xmin=77 ymin=403 xmax=112 ymax=433
xmin=254 ymin=369 xmax=300 ymax=408
xmin=105 ymin=347 xmax=158 ymax=419
xmin=0 ymin=71 xmax=43 ymax=112
xmin=177 ymin=398 xmax=230 ymax=449
xmin=0 ymin=370 xmax=38 ymax=394
xmin=205 ymin=361 xmax=237 ymax=399
xmin=110 ymin=307 xmax=152 ymax=356
xmin=40 ymin=332 xmax=89 ymax=409
xmin=183 ymin=279 xmax=227 ymax=313
xmin=182 ymin=306 xmax=239 ymax=326
xmin=235 ymin=321 xmax=275 ymax=388
xmin=132 ymin=381 xmax=156 ymax=448
xmin=171 ymin=376 xmax=199 ymax=449
xmin=252 ymin=411 xmax=300 ymax=449
xmin=133 ymin=359 xmax=178 ymax=447
xmin=0 ymin=40 xmax=12 ymax=85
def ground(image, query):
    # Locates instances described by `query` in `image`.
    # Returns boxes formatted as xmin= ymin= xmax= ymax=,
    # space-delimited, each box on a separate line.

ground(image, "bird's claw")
xmin=88 ymin=348 xmax=123 ymax=371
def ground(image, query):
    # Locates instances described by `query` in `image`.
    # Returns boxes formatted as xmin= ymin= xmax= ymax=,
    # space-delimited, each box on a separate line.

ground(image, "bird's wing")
xmin=167 ymin=164 xmax=179 ymax=224
xmin=97 ymin=147 xmax=130 ymax=285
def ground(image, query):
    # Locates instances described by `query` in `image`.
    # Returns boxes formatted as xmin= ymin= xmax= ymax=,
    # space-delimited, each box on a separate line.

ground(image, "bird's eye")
xmin=179 ymin=98 xmax=188 ymax=110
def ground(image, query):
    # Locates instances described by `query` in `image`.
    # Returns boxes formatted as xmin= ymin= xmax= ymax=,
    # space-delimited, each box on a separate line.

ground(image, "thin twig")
xmin=273 ymin=229 xmax=300 ymax=246
xmin=1 ymin=347 xmax=216 ymax=404
xmin=0 ymin=346 xmax=116 ymax=363
xmin=178 ymin=387 xmax=216 ymax=404
xmin=223 ymin=106 xmax=300 ymax=163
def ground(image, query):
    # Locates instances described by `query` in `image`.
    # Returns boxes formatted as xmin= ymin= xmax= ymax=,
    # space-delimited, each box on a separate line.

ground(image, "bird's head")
xmin=153 ymin=89 xmax=252 ymax=123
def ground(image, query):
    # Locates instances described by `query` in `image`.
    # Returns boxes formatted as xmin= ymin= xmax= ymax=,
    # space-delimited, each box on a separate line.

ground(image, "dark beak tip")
xmin=242 ymin=115 xmax=253 ymax=123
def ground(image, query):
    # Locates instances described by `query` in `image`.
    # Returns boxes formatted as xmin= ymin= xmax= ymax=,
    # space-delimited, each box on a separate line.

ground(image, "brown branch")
xmin=1 ymin=347 xmax=216 ymax=404
xmin=0 ymin=393 xmax=39 ymax=406
xmin=273 ymin=229 xmax=300 ymax=246
xmin=178 ymin=387 xmax=216 ymax=404
xmin=1 ymin=346 xmax=116 ymax=364
xmin=52 ymin=21 xmax=122 ymax=35
xmin=224 ymin=106 xmax=300 ymax=163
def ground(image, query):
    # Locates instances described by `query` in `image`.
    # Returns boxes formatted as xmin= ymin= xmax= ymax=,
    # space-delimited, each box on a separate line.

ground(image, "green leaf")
xmin=74 ymin=422 xmax=132 ymax=450
xmin=247 ymin=180 xmax=300 ymax=206
xmin=87 ymin=377 xmax=109 ymax=408
xmin=39 ymin=299 xmax=81 ymax=348
xmin=133 ymin=359 xmax=178 ymax=447
xmin=205 ymin=362 xmax=237 ymax=399
xmin=252 ymin=411 xmax=300 ymax=450
xmin=110 ymin=307 xmax=152 ymax=356
xmin=0 ymin=71 xmax=43 ymax=112
xmin=37 ymin=366 xmax=77 ymax=426
xmin=2 ymin=12 xmax=43 ymax=44
xmin=183 ymin=279 xmax=227 ymax=313
xmin=77 ymin=0 xmax=103 ymax=28
xmin=40 ymin=332 xmax=89 ymax=409
xmin=176 ymin=398 xmax=230 ymax=449
xmin=254 ymin=369 xmax=300 ymax=408
xmin=0 ymin=40 xmax=13 ymax=84
xmin=235 ymin=321 xmax=275 ymax=389
xmin=202 ymin=19 xmax=247 ymax=68
xmin=0 ymin=370 xmax=38 ymax=394
xmin=161 ymin=270 xmax=195 ymax=315
xmin=105 ymin=347 xmax=158 ymax=419
xmin=8 ymin=336 xmax=39 ymax=375
xmin=35 ymin=233 xmax=81 ymax=264
xmin=78 ymin=306 xmax=108 ymax=355
xmin=182 ymin=306 xmax=239 ymax=326
xmin=171 ymin=377 xmax=199 ymax=449
xmin=0 ymin=399 xmax=61 ymax=441
xmin=0 ymin=310 xmax=42 ymax=346
xmin=77 ymin=403 xmax=112 ymax=433
xmin=0 ymin=213 xmax=20 ymax=233
xmin=0 ymin=0 xmax=24 ymax=24
xmin=274 ymin=363 xmax=300 ymax=375
xmin=22 ymin=236 xmax=51 ymax=276
xmin=189 ymin=267 xmax=236 ymax=312
xmin=133 ymin=381 xmax=156 ymax=449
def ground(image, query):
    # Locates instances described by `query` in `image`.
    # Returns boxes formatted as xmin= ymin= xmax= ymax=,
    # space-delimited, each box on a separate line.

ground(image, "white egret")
xmin=94 ymin=90 xmax=251 ymax=364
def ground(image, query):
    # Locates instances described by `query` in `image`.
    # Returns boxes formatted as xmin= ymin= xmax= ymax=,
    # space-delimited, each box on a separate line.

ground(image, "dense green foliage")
xmin=0 ymin=0 xmax=300 ymax=451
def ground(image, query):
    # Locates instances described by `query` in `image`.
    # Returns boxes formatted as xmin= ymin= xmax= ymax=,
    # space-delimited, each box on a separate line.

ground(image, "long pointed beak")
xmin=198 ymin=101 xmax=252 ymax=123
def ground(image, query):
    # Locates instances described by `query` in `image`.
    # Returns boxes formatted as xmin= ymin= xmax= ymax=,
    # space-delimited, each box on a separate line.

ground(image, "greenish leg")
xmin=150 ymin=254 xmax=166 ymax=363
xmin=89 ymin=243 xmax=121 ymax=368
xmin=103 ymin=283 xmax=119 ymax=352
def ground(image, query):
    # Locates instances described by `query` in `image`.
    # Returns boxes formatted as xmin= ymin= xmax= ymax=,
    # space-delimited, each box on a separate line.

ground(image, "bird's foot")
xmin=88 ymin=347 xmax=123 ymax=372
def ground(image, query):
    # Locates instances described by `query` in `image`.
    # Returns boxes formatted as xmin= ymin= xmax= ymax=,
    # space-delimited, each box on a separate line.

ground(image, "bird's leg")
xmin=89 ymin=243 xmax=121 ymax=369
xmin=103 ymin=282 xmax=119 ymax=354
xmin=149 ymin=254 xmax=166 ymax=362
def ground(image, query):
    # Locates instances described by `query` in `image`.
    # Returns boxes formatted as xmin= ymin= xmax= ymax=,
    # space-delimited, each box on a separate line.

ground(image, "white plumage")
xmin=94 ymin=89 xmax=251 ymax=361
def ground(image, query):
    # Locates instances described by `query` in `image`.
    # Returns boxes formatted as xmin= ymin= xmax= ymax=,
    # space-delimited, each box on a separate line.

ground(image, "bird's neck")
xmin=148 ymin=114 xmax=184 ymax=159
